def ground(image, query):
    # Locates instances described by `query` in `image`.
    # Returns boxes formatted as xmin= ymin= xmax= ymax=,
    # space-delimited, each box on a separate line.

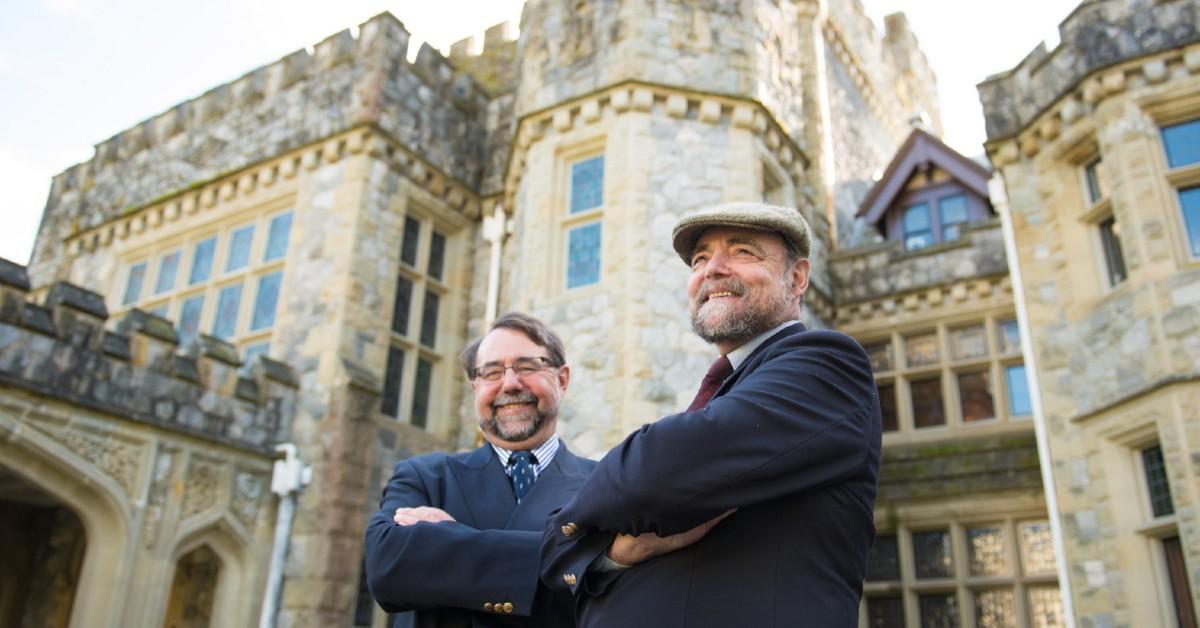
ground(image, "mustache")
xmin=492 ymin=392 xmax=538 ymax=409
xmin=697 ymin=280 xmax=745 ymax=303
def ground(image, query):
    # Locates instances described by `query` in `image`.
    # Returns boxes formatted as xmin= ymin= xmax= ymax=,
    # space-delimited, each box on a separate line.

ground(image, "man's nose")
xmin=499 ymin=367 xmax=525 ymax=391
xmin=704 ymin=250 xmax=731 ymax=278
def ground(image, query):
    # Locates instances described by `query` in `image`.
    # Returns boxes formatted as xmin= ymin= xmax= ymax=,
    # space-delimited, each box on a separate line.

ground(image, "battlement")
xmin=978 ymin=0 xmax=1200 ymax=141
xmin=0 ymin=257 xmax=297 ymax=453
xmin=450 ymin=21 xmax=519 ymax=95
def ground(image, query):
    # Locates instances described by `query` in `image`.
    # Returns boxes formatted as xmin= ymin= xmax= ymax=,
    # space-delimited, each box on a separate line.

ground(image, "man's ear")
xmin=557 ymin=364 xmax=571 ymax=392
xmin=791 ymin=258 xmax=811 ymax=298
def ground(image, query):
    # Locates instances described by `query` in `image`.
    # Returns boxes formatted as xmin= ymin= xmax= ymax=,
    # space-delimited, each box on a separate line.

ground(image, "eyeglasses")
xmin=472 ymin=357 xmax=557 ymax=382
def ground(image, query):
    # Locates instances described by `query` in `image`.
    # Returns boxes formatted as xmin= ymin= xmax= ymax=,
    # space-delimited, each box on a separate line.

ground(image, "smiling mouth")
xmin=703 ymin=291 xmax=737 ymax=303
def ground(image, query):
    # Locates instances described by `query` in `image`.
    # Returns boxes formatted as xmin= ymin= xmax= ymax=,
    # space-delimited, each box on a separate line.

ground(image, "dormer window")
xmin=939 ymin=194 xmax=969 ymax=240
xmin=903 ymin=204 xmax=933 ymax=250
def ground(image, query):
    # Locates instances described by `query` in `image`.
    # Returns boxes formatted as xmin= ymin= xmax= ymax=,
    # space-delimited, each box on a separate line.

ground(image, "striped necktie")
xmin=508 ymin=451 xmax=536 ymax=504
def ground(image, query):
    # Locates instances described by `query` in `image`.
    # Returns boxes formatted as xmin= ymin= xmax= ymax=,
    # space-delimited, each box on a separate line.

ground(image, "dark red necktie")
xmin=687 ymin=356 xmax=733 ymax=411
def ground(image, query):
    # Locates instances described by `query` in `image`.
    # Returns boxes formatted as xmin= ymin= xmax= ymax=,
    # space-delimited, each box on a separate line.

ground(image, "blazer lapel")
xmin=716 ymin=322 xmax=806 ymax=397
xmin=507 ymin=445 xmax=587 ymax=530
xmin=446 ymin=445 xmax=516 ymax=530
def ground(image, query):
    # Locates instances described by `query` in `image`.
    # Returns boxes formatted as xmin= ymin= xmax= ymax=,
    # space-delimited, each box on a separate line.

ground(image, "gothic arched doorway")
xmin=162 ymin=544 xmax=222 ymax=628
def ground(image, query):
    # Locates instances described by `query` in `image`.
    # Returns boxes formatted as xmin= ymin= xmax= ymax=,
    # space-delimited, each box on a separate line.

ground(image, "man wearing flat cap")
xmin=541 ymin=202 xmax=882 ymax=627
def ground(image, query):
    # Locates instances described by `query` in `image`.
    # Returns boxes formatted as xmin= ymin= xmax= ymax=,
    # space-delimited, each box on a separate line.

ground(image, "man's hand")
xmin=607 ymin=509 xmax=736 ymax=566
xmin=393 ymin=506 xmax=456 ymax=526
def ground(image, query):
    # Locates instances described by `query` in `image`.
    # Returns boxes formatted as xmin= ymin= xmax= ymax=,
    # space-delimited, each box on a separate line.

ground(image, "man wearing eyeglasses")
xmin=365 ymin=312 xmax=596 ymax=627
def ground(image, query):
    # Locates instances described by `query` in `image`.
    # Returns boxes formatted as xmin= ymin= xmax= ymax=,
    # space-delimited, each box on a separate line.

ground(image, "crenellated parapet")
xmin=0 ymin=257 xmax=297 ymax=453
xmin=979 ymin=0 xmax=1200 ymax=144
xmin=451 ymin=21 xmax=520 ymax=96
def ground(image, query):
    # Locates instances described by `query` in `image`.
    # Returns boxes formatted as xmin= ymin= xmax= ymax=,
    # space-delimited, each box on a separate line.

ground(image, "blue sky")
xmin=0 ymin=0 xmax=1078 ymax=264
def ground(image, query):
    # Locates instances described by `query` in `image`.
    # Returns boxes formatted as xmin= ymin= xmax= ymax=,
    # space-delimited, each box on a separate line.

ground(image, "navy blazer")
xmin=366 ymin=442 xmax=596 ymax=628
xmin=540 ymin=324 xmax=882 ymax=628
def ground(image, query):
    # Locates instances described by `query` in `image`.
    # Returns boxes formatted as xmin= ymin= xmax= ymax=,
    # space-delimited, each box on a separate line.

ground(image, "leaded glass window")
xmin=212 ymin=284 xmax=242 ymax=340
xmin=903 ymin=203 xmax=933 ymax=251
xmin=958 ymin=371 xmax=995 ymax=422
xmin=939 ymin=194 xmax=969 ymax=241
xmin=381 ymin=347 xmax=404 ymax=418
xmin=974 ymin=590 xmax=1015 ymax=628
xmin=155 ymin=251 xmax=181 ymax=294
xmin=1179 ymin=186 xmax=1200 ymax=258
xmin=911 ymin=377 xmax=945 ymax=428
xmin=1018 ymin=522 xmax=1055 ymax=575
xmin=250 ymin=271 xmax=282 ymax=331
xmin=412 ymin=358 xmax=433 ymax=428
xmin=428 ymin=231 xmax=446 ymax=281
xmin=866 ymin=340 xmax=895 ymax=372
xmin=866 ymin=534 xmax=900 ymax=581
xmin=905 ymin=332 xmax=939 ymax=367
xmin=967 ymin=526 xmax=1008 ymax=576
xmin=866 ymin=596 xmax=904 ymax=628
xmin=950 ymin=324 xmax=987 ymax=361
xmin=877 ymin=382 xmax=898 ymax=432
xmin=1099 ymin=215 xmax=1127 ymax=286
xmin=264 ymin=211 xmax=293 ymax=262
xmin=227 ymin=225 xmax=254 ymax=272
xmin=189 ymin=238 xmax=217 ymax=285
xmin=1084 ymin=157 xmax=1107 ymax=204
xmin=570 ymin=156 xmax=604 ymax=214
xmin=1006 ymin=365 xmax=1032 ymax=416
xmin=179 ymin=295 xmax=204 ymax=342
xmin=420 ymin=291 xmax=440 ymax=348
xmin=400 ymin=216 xmax=420 ymax=267
xmin=1162 ymin=119 xmax=1200 ymax=169
xmin=1142 ymin=445 xmax=1174 ymax=517
xmin=918 ymin=593 xmax=958 ymax=628
xmin=996 ymin=319 xmax=1021 ymax=355
xmin=567 ymin=222 xmax=602 ymax=289
xmin=913 ymin=530 xmax=953 ymax=579
xmin=1026 ymin=587 xmax=1065 ymax=628
xmin=123 ymin=262 xmax=147 ymax=305
xmin=391 ymin=276 xmax=413 ymax=335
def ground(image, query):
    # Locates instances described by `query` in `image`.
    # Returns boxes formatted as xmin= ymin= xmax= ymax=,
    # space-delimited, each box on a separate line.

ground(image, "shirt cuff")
xmin=590 ymin=552 xmax=631 ymax=573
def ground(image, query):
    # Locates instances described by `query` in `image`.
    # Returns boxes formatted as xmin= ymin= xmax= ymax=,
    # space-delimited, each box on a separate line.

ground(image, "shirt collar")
xmin=491 ymin=434 xmax=560 ymax=478
xmin=724 ymin=320 xmax=800 ymax=370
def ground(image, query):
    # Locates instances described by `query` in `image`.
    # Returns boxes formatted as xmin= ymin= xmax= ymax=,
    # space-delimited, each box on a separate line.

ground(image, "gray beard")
xmin=480 ymin=392 xmax=550 ymax=443
xmin=690 ymin=280 xmax=793 ymax=347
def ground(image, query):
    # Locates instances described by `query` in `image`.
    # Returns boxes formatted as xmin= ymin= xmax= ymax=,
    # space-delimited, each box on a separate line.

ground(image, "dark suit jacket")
xmin=540 ymin=324 xmax=881 ymax=628
xmin=366 ymin=442 xmax=596 ymax=628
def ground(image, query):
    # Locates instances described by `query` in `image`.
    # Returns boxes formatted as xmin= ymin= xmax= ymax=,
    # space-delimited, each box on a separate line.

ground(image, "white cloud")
xmin=39 ymin=0 xmax=95 ymax=19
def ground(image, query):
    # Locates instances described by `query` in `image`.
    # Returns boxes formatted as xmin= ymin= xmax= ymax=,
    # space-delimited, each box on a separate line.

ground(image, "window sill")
xmin=1135 ymin=515 xmax=1178 ymax=538
xmin=1078 ymin=196 xmax=1112 ymax=224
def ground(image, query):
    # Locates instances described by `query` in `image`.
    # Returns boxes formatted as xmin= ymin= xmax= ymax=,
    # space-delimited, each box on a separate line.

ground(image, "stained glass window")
xmin=973 ymin=590 xmax=1015 ymax=628
xmin=212 ymin=284 xmax=242 ymax=340
xmin=420 ymin=291 xmax=440 ymax=348
xmin=1018 ymin=522 xmax=1055 ymax=575
xmin=939 ymin=194 xmax=969 ymax=241
xmin=958 ymin=371 xmax=995 ymax=422
xmin=911 ymin=376 xmax=945 ymax=428
xmin=1179 ymin=186 xmax=1200 ymax=258
xmin=400 ymin=216 xmax=420 ymax=267
xmin=950 ymin=324 xmax=987 ymax=361
xmin=178 ymin=295 xmax=204 ymax=342
xmin=878 ymin=382 xmax=898 ymax=432
xmin=155 ymin=251 xmax=181 ymax=294
xmin=570 ymin=156 xmax=604 ymax=214
xmin=966 ymin=526 xmax=1007 ymax=576
xmin=996 ymin=319 xmax=1021 ymax=355
xmin=1006 ymin=365 xmax=1032 ymax=416
xmin=428 ymin=231 xmax=446 ymax=281
xmin=567 ymin=222 xmax=602 ymax=289
xmin=381 ymin=346 xmax=404 ymax=418
xmin=1142 ymin=445 xmax=1174 ymax=517
xmin=227 ymin=225 xmax=254 ymax=272
xmin=866 ymin=533 xmax=900 ymax=581
xmin=866 ymin=340 xmax=895 ymax=372
xmin=903 ymin=203 xmax=933 ymax=251
xmin=391 ymin=276 xmax=413 ymax=335
xmin=412 ymin=359 xmax=433 ymax=428
xmin=250 ymin=271 xmax=282 ymax=331
xmin=123 ymin=262 xmax=147 ymax=305
xmin=918 ymin=593 xmax=958 ymax=628
xmin=905 ymin=333 xmax=939 ymax=367
xmin=264 ymin=211 xmax=293 ymax=262
xmin=866 ymin=596 xmax=905 ymax=628
xmin=913 ymin=530 xmax=953 ymax=579
xmin=189 ymin=238 xmax=216 ymax=285
xmin=1162 ymin=119 xmax=1200 ymax=168
xmin=1027 ymin=587 xmax=1065 ymax=628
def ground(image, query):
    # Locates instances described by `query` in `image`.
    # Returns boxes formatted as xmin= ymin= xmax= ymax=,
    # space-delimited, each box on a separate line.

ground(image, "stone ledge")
xmin=879 ymin=431 xmax=1043 ymax=502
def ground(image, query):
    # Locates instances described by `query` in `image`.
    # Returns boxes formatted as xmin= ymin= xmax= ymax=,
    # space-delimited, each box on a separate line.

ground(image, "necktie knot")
xmin=508 ymin=451 xmax=537 ymax=504
xmin=687 ymin=356 xmax=733 ymax=412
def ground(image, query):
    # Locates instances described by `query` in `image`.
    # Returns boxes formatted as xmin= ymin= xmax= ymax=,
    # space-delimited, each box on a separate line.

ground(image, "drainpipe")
xmin=481 ymin=204 xmax=511 ymax=328
xmin=991 ymin=174 xmax=1077 ymax=627
xmin=259 ymin=443 xmax=312 ymax=628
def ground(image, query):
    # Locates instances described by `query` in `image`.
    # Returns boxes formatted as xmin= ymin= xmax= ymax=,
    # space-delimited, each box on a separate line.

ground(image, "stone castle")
xmin=2 ymin=0 xmax=1198 ymax=626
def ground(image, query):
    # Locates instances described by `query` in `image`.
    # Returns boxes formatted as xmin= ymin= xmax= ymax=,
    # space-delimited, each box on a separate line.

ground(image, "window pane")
xmin=412 ymin=358 xmax=433 ymax=428
xmin=123 ymin=262 xmax=147 ymax=305
xmin=1142 ymin=445 xmax=1175 ymax=517
xmin=570 ymin=156 xmax=605 ymax=214
xmin=877 ymin=382 xmax=898 ymax=432
xmin=958 ymin=371 xmax=995 ymax=422
xmin=155 ymin=251 xmax=181 ymax=294
xmin=212 ymin=284 xmax=243 ymax=340
xmin=939 ymin=194 xmax=969 ymax=241
xmin=567 ymin=222 xmax=602 ymax=289
xmin=913 ymin=530 xmax=953 ymax=579
xmin=227 ymin=225 xmax=254 ymax=272
xmin=1180 ymin=186 xmax=1200 ymax=258
xmin=189 ymin=238 xmax=217 ymax=285
xmin=1018 ymin=521 xmax=1056 ymax=575
xmin=1084 ymin=158 xmax=1107 ymax=204
xmin=428 ymin=231 xmax=446 ymax=281
xmin=178 ymin=295 xmax=204 ymax=342
xmin=918 ymin=593 xmax=958 ymax=628
xmin=420 ymin=291 xmax=440 ymax=348
xmin=1099 ymin=216 xmax=1127 ymax=286
xmin=866 ymin=533 xmax=900 ymax=581
xmin=996 ymin=319 xmax=1021 ymax=355
xmin=866 ymin=596 xmax=905 ymax=628
xmin=1027 ymin=587 xmax=1066 ymax=628
xmin=391 ymin=276 xmax=413 ymax=335
xmin=147 ymin=304 xmax=168 ymax=318
xmin=865 ymin=340 xmax=894 ymax=372
xmin=243 ymin=342 xmax=269 ymax=363
xmin=1005 ymin=365 xmax=1032 ymax=416
xmin=264 ymin=212 xmax=292 ymax=262
xmin=381 ymin=346 xmax=404 ymax=418
xmin=250 ymin=271 xmax=282 ymax=331
xmin=1162 ymin=119 xmax=1200 ymax=169
xmin=905 ymin=332 xmax=939 ymax=367
xmin=911 ymin=377 xmax=945 ymax=428
xmin=950 ymin=324 xmax=987 ymax=360
xmin=966 ymin=526 xmax=1008 ymax=576
xmin=904 ymin=203 xmax=933 ymax=250
xmin=400 ymin=216 xmax=420 ymax=266
xmin=974 ymin=590 xmax=1016 ymax=628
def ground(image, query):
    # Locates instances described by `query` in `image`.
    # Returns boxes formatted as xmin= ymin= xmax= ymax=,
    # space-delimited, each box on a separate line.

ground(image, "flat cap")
xmin=671 ymin=201 xmax=812 ymax=264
